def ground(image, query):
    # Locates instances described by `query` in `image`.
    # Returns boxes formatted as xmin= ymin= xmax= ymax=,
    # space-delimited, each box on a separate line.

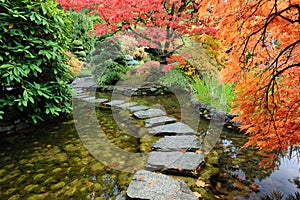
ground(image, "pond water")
xmin=0 ymin=93 xmax=299 ymax=200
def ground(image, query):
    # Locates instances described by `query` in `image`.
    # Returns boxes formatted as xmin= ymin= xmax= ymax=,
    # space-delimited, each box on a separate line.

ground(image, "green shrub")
xmin=67 ymin=9 xmax=99 ymax=58
xmin=160 ymin=68 xmax=191 ymax=91
xmin=0 ymin=0 xmax=73 ymax=122
xmin=87 ymin=38 xmax=129 ymax=85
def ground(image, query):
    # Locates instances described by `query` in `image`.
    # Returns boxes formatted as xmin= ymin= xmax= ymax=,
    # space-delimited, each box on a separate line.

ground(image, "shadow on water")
xmin=0 ymin=92 xmax=299 ymax=199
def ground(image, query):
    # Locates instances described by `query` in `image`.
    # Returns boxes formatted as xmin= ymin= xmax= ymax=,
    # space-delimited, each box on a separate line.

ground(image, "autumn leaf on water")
xmin=195 ymin=177 xmax=207 ymax=187
xmin=250 ymin=184 xmax=260 ymax=192
xmin=233 ymin=182 xmax=244 ymax=190
xmin=85 ymin=181 xmax=94 ymax=188
xmin=193 ymin=192 xmax=202 ymax=198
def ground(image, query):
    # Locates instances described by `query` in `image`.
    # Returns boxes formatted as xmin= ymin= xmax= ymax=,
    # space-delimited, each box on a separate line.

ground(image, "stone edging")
xmin=190 ymin=97 xmax=240 ymax=131
xmin=0 ymin=119 xmax=30 ymax=136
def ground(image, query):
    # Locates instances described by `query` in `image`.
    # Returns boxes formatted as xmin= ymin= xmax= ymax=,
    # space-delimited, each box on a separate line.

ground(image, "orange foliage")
xmin=66 ymin=51 xmax=83 ymax=74
xmin=198 ymin=0 xmax=300 ymax=154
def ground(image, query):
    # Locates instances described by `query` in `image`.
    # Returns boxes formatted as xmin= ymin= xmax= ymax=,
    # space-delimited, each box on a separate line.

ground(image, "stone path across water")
xmin=72 ymin=78 xmax=204 ymax=200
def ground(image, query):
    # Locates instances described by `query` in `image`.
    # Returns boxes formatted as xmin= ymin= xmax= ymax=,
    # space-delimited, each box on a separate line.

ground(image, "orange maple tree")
xmin=198 ymin=0 xmax=300 ymax=156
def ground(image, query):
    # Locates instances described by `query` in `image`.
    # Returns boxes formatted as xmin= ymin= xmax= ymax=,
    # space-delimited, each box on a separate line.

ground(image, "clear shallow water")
xmin=0 ymin=93 xmax=299 ymax=199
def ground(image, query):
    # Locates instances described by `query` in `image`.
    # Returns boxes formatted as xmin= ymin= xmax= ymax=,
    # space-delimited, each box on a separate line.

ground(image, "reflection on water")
xmin=254 ymin=148 xmax=300 ymax=197
xmin=0 ymin=93 xmax=299 ymax=199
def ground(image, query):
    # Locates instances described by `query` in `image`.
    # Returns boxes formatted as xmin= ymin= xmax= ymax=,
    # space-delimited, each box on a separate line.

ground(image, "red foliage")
xmin=56 ymin=0 xmax=216 ymax=36
xmin=162 ymin=64 xmax=176 ymax=73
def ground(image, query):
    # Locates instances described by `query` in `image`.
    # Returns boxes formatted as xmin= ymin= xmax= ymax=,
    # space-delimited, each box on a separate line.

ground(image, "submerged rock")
xmin=56 ymin=153 xmax=68 ymax=163
xmin=33 ymin=173 xmax=45 ymax=182
xmin=51 ymin=181 xmax=66 ymax=190
xmin=8 ymin=194 xmax=21 ymax=200
xmin=126 ymin=170 xmax=197 ymax=200
xmin=24 ymin=184 xmax=39 ymax=193
xmin=64 ymin=186 xmax=77 ymax=197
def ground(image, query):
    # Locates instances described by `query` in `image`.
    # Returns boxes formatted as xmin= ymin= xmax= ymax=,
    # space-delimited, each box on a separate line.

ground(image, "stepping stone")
xmin=129 ymin=105 xmax=149 ymax=112
xmin=149 ymin=122 xmax=195 ymax=136
xmin=81 ymin=97 xmax=96 ymax=102
xmin=126 ymin=170 xmax=198 ymax=200
xmin=133 ymin=108 xmax=166 ymax=119
xmin=146 ymin=152 xmax=204 ymax=174
xmin=152 ymin=136 xmax=202 ymax=151
xmin=87 ymin=98 xmax=109 ymax=104
xmin=145 ymin=116 xmax=176 ymax=127
xmin=75 ymin=88 xmax=83 ymax=93
xmin=104 ymin=100 xmax=126 ymax=107
xmin=115 ymin=102 xmax=138 ymax=109
xmin=73 ymin=94 xmax=89 ymax=99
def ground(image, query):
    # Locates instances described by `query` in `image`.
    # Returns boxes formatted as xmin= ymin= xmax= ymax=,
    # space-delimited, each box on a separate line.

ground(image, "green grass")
xmin=191 ymin=76 xmax=235 ymax=112
xmin=76 ymin=68 xmax=93 ymax=77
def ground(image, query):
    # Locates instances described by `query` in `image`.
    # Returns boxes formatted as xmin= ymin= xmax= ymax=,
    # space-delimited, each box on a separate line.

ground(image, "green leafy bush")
xmin=160 ymin=68 xmax=191 ymax=91
xmin=0 ymin=0 xmax=73 ymax=122
xmin=87 ymin=38 xmax=129 ymax=85
xmin=67 ymin=9 xmax=99 ymax=58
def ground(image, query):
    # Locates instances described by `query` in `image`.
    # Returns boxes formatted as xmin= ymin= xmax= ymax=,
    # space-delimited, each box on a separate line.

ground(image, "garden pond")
xmin=0 ymin=93 xmax=299 ymax=200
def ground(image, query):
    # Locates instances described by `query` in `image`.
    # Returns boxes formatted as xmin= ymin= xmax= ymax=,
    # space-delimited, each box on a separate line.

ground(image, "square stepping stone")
xmin=73 ymin=94 xmax=89 ymax=99
xmin=146 ymin=151 xmax=204 ymax=174
xmin=75 ymin=89 xmax=83 ymax=93
xmin=126 ymin=170 xmax=198 ymax=200
xmin=145 ymin=116 xmax=176 ymax=127
xmin=133 ymin=108 xmax=166 ymax=119
xmin=149 ymin=122 xmax=195 ymax=136
xmin=129 ymin=105 xmax=149 ymax=112
xmin=152 ymin=135 xmax=202 ymax=151
xmin=115 ymin=102 xmax=138 ymax=109
xmin=87 ymin=98 xmax=109 ymax=104
xmin=104 ymin=100 xmax=126 ymax=107
xmin=81 ymin=96 xmax=96 ymax=102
